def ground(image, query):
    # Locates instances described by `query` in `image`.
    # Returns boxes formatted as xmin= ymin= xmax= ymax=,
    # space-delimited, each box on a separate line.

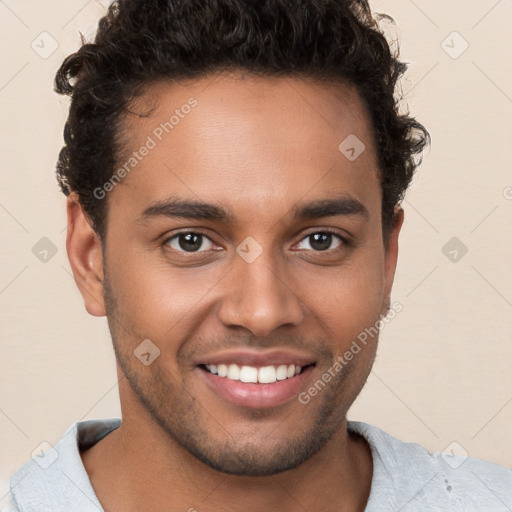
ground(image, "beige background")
xmin=1 ymin=0 xmax=511 ymax=502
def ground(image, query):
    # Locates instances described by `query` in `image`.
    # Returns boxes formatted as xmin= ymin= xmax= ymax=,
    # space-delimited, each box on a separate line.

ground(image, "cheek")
xmin=108 ymin=256 xmax=222 ymax=336
xmin=303 ymin=256 xmax=386 ymax=342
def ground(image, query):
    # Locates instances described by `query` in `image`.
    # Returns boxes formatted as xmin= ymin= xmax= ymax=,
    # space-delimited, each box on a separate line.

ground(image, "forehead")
xmin=111 ymin=72 xmax=381 ymax=226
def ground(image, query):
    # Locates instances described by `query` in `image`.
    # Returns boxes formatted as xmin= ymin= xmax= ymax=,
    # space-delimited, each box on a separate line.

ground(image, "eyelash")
xmin=296 ymin=229 xmax=349 ymax=252
xmin=162 ymin=228 xmax=349 ymax=256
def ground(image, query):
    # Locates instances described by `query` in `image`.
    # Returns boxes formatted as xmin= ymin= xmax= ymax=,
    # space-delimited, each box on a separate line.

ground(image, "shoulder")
xmin=348 ymin=420 xmax=512 ymax=511
xmin=0 ymin=495 xmax=18 ymax=512
xmin=7 ymin=418 xmax=121 ymax=512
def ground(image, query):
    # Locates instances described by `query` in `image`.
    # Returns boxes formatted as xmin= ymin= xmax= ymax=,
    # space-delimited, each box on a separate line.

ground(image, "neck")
xmin=81 ymin=410 xmax=372 ymax=512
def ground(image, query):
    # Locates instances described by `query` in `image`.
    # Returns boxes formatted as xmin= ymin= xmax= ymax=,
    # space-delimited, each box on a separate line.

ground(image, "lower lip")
xmin=198 ymin=365 xmax=314 ymax=409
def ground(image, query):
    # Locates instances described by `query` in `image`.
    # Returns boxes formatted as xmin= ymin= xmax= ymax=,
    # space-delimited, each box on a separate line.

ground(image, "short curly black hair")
xmin=55 ymin=0 xmax=429 ymax=242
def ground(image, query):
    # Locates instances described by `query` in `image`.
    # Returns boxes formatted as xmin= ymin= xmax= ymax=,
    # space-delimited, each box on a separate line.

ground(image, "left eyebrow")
xmin=292 ymin=195 xmax=369 ymax=221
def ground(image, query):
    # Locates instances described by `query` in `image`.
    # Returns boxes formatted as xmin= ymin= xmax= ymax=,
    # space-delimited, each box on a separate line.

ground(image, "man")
xmin=6 ymin=0 xmax=511 ymax=510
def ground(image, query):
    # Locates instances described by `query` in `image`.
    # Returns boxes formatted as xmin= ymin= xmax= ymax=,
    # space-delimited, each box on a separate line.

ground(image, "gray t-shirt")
xmin=4 ymin=418 xmax=512 ymax=511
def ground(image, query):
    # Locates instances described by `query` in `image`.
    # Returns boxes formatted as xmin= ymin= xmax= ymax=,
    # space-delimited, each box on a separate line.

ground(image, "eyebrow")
xmin=137 ymin=194 xmax=369 ymax=224
xmin=292 ymin=196 xmax=369 ymax=221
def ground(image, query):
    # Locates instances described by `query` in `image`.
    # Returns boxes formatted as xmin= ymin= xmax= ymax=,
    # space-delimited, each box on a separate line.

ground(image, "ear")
xmin=66 ymin=193 xmax=106 ymax=317
xmin=382 ymin=206 xmax=404 ymax=314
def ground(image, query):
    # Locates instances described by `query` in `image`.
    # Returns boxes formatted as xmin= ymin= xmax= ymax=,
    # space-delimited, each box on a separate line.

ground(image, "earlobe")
xmin=66 ymin=193 xmax=106 ymax=317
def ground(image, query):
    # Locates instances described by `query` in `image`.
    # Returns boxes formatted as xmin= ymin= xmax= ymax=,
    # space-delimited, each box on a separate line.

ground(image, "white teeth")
xmin=204 ymin=363 xmax=304 ymax=383
xmin=276 ymin=364 xmax=288 ymax=380
xmin=239 ymin=365 xmax=258 ymax=383
xmin=227 ymin=364 xmax=240 ymax=380
xmin=258 ymin=365 xmax=277 ymax=383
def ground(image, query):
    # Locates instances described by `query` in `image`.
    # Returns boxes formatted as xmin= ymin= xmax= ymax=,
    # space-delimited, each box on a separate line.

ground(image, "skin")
xmin=67 ymin=72 xmax=404 ymax=512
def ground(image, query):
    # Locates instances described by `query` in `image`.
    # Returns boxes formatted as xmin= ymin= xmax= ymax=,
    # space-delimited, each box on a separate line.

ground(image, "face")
xmin=73 ymin=72 xmax=402 ymax=476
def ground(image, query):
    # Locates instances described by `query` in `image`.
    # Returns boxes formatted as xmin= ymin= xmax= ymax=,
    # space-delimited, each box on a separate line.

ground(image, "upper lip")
xmin=195 ymin=349 xmax=316 ymax=368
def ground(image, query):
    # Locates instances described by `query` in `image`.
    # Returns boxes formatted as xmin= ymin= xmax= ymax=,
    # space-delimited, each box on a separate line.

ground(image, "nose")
xmin=217 ymin=248 xmax=304 ymax=337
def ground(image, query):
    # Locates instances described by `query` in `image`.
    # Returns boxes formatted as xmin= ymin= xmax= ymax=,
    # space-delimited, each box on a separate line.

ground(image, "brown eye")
xmin=296 ymin=231 xmax=344 ymax=252
xmin=164 ymin=232 xmax=215 ymax=253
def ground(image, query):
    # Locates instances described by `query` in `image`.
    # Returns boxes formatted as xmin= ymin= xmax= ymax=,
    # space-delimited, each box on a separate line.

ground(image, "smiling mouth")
xmin=200 ymin=363 xmax=315 ymax=384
